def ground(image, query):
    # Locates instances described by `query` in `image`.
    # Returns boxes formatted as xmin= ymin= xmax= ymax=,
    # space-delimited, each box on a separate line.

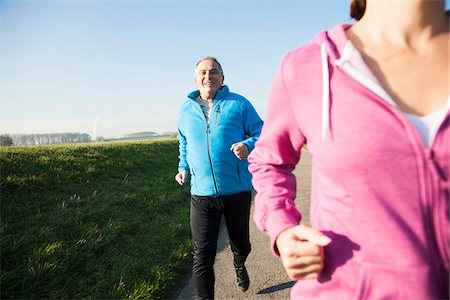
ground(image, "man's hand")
xmin=276 ymin=224 xmax=331 ymax=280
xmin=175 ymin=169 xmax=186 ymax=186
xmin=230 ymin=142 xmax=249 ymax=160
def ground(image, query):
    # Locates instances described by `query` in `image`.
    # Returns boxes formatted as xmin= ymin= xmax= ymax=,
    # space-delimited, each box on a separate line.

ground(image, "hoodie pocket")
xmin=352 ymin=262 xmax=437 ymax=300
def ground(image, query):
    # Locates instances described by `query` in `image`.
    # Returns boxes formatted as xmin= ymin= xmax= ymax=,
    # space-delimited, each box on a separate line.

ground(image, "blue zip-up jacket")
xmin=177 ymin=85 xmax=263 ymax=196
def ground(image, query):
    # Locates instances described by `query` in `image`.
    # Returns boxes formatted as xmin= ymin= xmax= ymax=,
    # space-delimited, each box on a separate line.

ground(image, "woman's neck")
xmin=346 ymin=1 xmax=449 ymax=116
xmin=350 ymin=1 xmax=448 ymax=50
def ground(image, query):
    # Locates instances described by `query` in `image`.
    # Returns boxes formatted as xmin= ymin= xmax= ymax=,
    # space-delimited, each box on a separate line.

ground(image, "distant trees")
xmin=163 ymin=132 xmax=178 ymax=138
xmin=0 ymin=135 xmax=14 ymax=146
xmin=9 ymin=133 xmax=91 ymax=146
xmin=3 ymin=131 xmax=176 ymax=146
xmin=123 ymin=132 xmax=158 ymax=138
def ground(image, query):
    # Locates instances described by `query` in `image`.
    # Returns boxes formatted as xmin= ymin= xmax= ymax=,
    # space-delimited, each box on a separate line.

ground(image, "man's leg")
xmin=222 ymin=191 xmax=252 ymax=291
xmin=222 ymin=191 xmax=252 ymax=267
xmin=190 ymin=195 xmax=221 ymax=299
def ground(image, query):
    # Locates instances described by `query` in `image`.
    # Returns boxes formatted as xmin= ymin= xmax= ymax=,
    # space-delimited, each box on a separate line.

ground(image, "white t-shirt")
xmin=196 ymin=96 xmax=213 ymax=123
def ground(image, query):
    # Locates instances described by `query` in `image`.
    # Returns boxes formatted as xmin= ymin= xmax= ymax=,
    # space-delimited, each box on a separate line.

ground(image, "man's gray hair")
xmin=195 ymin=56 xmax=224 ymax=75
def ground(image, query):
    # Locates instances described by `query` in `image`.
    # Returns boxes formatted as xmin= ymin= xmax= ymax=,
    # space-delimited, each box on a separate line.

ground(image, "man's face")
xmin=194 ymin=60 xmax=224 ymax=97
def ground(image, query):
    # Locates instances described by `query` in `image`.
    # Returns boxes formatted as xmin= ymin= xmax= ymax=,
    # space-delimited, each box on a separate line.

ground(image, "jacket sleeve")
xmin=247 ymin=54 xmax=306 ymax=255
xmin=241 ymin=100 xmax=264 ymax=153
xmin=177 ymin=113 xmax=190 ymax=173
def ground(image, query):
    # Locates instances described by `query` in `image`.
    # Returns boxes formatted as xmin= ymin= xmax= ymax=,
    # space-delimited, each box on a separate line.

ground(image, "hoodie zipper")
xmin=334 ymin=50 xmax=448 ymax=288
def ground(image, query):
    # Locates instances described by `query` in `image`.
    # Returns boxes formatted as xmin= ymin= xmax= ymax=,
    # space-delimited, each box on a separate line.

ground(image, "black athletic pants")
xmin=190 ymin=191 xmax=252 ymax=300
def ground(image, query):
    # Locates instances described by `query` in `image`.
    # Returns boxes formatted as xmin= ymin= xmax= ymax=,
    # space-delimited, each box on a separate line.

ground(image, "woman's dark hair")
xmin=350 ymin=0 xmax=366 ymax=21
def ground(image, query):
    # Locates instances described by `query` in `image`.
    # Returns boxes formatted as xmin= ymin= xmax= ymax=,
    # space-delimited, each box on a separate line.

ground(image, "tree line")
xmin=0 ymin=133 xmax=91 ymax=146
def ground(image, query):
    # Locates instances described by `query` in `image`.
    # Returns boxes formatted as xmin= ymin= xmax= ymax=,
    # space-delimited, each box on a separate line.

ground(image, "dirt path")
xmin=174 ymin=149 xmax=311 ymax=299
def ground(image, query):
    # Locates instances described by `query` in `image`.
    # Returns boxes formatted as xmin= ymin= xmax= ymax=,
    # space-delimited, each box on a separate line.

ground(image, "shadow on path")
xmin=257 ymin=281 xmax=295 ymax=295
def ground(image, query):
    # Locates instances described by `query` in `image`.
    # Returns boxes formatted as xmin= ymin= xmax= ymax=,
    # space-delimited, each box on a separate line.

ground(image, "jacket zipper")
xmin=237 ymin=162 xmax=242 ymax=184
xmin=215 ymin=105 xmax=221 ymax=125
xmin=194 ymin=100 xmax=219 ymax=196
xmin=206 ymin=123 xmax=219 ymax=196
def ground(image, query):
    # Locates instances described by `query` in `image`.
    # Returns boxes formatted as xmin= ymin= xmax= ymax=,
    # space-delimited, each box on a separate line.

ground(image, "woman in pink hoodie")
xmin=248 ymin=0 xmax=449 ymax=299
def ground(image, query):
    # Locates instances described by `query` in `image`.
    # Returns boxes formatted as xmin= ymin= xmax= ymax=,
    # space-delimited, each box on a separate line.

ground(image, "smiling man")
xmin=175 ymin=57 xmax=263 ymax=299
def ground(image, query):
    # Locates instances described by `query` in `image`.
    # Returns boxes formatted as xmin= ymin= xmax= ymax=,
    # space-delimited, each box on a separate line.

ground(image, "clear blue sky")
xmin=1 ymin=0 xmax=355 ymax=138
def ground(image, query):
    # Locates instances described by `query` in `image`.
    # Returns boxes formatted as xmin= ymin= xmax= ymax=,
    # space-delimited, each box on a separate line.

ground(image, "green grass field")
xmin=1 ymin=139 xmax=192 ymax=299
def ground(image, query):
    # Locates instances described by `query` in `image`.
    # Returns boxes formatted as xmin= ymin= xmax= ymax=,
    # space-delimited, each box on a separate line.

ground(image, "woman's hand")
xmin=276 ymin=224 xmax=331 ymax=280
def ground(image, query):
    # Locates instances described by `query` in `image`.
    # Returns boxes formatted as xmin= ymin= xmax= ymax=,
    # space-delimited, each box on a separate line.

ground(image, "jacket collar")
xmin=187 ymin=85 xmax=229 ymax=101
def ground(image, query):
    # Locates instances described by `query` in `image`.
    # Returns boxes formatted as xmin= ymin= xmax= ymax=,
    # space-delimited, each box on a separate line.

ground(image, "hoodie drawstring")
xmin=321 ymin=42 xmax=330 ymax=139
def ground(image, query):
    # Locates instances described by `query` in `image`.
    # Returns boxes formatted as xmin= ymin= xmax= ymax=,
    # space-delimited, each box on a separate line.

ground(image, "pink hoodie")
xmin=248 ymin=24 xmax=449 ymax=299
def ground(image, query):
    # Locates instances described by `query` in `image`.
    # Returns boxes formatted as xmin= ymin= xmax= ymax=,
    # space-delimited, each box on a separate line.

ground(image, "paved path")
xmin=174 ymin=149 xmax=311 ymax=300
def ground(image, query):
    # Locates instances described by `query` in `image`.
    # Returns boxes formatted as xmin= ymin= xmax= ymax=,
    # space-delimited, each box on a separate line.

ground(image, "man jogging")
xmin=175 ymin=57 xmax=263 ymax=299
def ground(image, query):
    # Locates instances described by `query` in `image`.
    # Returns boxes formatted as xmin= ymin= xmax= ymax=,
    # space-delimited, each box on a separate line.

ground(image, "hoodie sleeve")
xmin=241 ymin=100 xmax=264 ymax=153
xmin=248 ymin=53 xmax=306 ymax=255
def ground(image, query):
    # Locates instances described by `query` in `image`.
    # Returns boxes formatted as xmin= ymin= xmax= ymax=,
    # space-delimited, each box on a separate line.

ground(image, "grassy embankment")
xmin=1 ymin=139 xmax=192 ymax=299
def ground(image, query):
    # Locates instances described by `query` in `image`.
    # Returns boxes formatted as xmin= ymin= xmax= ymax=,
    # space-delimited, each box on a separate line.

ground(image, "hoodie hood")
xmin=314 ymin=24 xmax=450 ymax=145
xmin=312 ymin=24 xmax=351 ymax=61
xmin=310 ymin=24 xmax=353 ymax=139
